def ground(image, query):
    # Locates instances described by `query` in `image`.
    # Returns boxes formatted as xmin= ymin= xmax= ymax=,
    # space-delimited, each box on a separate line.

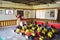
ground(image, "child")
xmin=39 ymin=36 xmax=44 ymax=40
xmin=47 ymin=30 xmax=53 ymax=40
xmin=37 ymin=26 xmax=41 ymax=36
xmin=25 ymin=27 xmax=31 ymax=38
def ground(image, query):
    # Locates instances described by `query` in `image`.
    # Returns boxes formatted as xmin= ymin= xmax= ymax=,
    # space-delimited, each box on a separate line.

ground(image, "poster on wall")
xmin=5 ymin=9 xmax=14 ymax=15
xmin=24 ymin=10 xmax=30 ymax=18
xmin=50 ymin=10 xmax=55 ymax=17
xmin=45 ymin=9 xmax=55 ymax=20
xmin=0 ymin=10 xmax=2 ymax=14
xmin=45 ymin=10 xmax=50 ymax=19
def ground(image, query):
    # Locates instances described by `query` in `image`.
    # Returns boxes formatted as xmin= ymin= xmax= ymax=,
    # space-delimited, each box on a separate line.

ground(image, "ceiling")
xmin=3 ymin=0 xmax=60 ymax=5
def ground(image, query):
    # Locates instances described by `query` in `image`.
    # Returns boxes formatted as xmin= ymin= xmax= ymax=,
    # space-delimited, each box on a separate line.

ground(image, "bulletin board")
xmin=0 ymin=10 xmax=2 ymax=14
xmin=24 ymin=10 xmax=30 ymax=18
xmin=45 ymin=9 xmax=55 ymax=20
xmin=50 ymin=10 xmax=55 ymax=17
xmin=5 ymin=9 xmax=14 ymax=15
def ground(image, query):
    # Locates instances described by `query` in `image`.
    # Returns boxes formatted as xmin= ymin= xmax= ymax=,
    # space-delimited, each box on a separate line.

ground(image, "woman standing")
xmin=16 ymin=13 xmax=25 ymax=26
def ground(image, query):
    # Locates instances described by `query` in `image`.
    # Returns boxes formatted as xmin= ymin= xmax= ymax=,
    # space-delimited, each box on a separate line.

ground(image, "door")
xmin=57 ymin=9 xmax=60 ymax=22
xmin=17 ymin=10 xmax=24 ymax=16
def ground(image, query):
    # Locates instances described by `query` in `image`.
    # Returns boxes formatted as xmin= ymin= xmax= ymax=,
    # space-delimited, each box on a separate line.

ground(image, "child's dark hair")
xmin=27 ymin=26 xmax=30 ymax=29
xmin=51 ymin=25 xmax=55 ymax=29
xmin=33 ymin=25 xmax=36 ymax=27
xmin=20 ymin=27 xmax=22 ymax=29
xmin=30 ymin=27 xmax=32 ymax=29
xmin=16 ymin=26 xmax=21 ymax=29
xmin=45 ymin=21 xmax=48 ymax=26
xmin=38 ymin=24 xmax=41 ymax=27
xmin=23 ymin=24 xmax=26 ymax=26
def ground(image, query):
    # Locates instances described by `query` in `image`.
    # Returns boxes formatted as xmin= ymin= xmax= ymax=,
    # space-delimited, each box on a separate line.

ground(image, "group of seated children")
xmin=14 ymin=22 xmax=56 ymax=40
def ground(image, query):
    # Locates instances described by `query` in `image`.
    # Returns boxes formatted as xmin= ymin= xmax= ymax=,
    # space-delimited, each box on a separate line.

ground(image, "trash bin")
xmin=0 ymin=36 xmax=3 ymax=40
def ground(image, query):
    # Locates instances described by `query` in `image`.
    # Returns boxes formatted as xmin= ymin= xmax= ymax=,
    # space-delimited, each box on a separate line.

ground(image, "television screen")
xmin=6 ymin=9 xmax=14 ymax=15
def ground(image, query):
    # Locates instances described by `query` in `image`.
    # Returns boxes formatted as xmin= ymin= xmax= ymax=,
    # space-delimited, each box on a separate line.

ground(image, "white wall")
xmin=0 ymin=1 xmax=60 ymax=9
xmin=0 ymin=9 xmax=58 ymax=20
xmin=36 ymin=9 xmax=58 ymax=20
xmin=36 ymin=10 xmax=46 ymax=19
xmin=0 ymin=9 xmax=17 ymax=20
xmin=0 ymin=1 xmax=32 ymax=20
xmin=32 ymin=3 xmax=60 ymax=9
xmin=0 ymin=1 xmax=32 ymax=9
xmin=30 ymin=10 xmax=35 ymax=18
xmin=0 ymin=1 xmax=59 ymax=20
xmin=45 ymin=9 xmax=58 ymax=20
xmin=24 ymin=10 xmax=35 ymax=18
xmin=0 ymin=9 xmax=36 ymax=20
xmin=55 ymin=9 xmax=58 ymax=20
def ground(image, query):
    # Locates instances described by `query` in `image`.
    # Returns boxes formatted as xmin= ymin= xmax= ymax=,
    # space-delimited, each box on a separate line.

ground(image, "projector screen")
xmin=5 ymin=9 xmax=14 ymax=15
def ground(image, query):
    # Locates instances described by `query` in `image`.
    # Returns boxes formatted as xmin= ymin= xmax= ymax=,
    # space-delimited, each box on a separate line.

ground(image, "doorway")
xmin=17 ymin=10 xmax=24 ymax=16
xmin=57 ymin=9 xmax=60 ymax=22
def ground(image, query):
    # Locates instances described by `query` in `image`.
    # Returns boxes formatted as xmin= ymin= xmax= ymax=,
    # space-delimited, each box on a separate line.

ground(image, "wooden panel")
xmin=25 ymin=18 xmax=57 ymax=23
xmin=0 ymin=18 xmax=57 ymax=27
xmin=25 ymin=18 xmax=35 ymax=23
xmin=0 ymin=20 xmax=17 ymax=27
xmin=36 ymin=18 xmax=57 ymax=23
